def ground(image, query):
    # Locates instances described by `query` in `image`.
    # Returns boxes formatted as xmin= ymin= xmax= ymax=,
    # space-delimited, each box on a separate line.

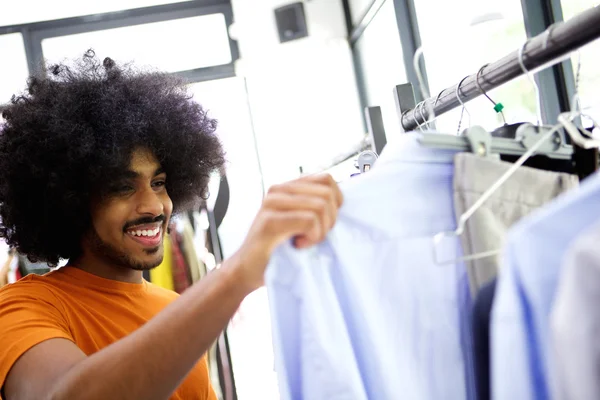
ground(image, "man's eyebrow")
xmin=116 ymin=167 xmax=165 ymax=180
xmin=118 ymin=171 xmax=139 ymax=180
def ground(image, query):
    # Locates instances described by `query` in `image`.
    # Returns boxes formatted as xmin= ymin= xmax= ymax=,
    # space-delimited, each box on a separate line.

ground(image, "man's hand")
xmin=234 ymin=174 xmax=343 ymax=292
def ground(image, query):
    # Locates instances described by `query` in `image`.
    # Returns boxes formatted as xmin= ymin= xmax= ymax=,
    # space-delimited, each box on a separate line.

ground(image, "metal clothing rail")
xmin=399 ymin=5 xmax=600 ymax=132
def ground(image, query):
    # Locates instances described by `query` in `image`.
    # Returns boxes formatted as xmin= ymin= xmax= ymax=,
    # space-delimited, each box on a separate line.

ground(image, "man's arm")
xmin=4 ymin=174 xmax=343 ymax=400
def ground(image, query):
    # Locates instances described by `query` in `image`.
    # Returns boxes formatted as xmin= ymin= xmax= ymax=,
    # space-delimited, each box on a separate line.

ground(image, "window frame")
xmin=0 ymin=0 xmax=239 ymax=85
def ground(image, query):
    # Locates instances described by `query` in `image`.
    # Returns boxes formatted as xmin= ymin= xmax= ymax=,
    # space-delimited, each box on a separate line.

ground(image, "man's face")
xmin=86 ymin=148 xmax=173 ymax=271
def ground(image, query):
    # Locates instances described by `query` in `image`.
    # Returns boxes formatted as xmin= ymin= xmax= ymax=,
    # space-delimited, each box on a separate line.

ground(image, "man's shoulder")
xmin=145 ymin=281 xmax=180 ymax=301
xmin=0 ymin=273 xmax=58 ymax=300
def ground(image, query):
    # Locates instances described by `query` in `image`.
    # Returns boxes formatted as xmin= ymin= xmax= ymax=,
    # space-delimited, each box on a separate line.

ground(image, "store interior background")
xmin=1 ymin=0 xmax=598 ymax=398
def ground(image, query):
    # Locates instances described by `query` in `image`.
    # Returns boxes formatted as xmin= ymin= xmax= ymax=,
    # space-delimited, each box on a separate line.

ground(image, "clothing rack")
xmin=398 ymin=6 xmax=600 ymax=132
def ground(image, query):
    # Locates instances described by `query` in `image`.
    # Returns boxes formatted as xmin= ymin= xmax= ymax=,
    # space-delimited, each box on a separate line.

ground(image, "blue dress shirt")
xmin=266 ymin=133 xmax=475 ymax=400
xmin=491 ymin=172 xmax=600 ymax=400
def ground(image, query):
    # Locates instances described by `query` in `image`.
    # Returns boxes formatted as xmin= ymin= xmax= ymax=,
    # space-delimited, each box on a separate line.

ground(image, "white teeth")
xmin=128 ymin=227 xmax=160 ymax=237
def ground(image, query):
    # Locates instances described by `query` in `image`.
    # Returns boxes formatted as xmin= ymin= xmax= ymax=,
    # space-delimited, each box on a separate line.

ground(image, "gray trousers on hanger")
xmin=453 ymin=153 xmax=579 ymax=295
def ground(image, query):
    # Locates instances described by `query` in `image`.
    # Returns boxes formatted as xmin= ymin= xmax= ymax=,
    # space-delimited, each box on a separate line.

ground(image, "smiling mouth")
xmin=126 ymin=226 xmax=163 ymax=248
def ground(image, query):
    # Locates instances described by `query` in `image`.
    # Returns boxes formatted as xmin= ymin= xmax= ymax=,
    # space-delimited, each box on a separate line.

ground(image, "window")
xmin=413 ymin=0 xmax=540 ymax=133
xmin=42 ymin=14 xmax=232 ymax=73
xmin=355 ymin=0 xmax=407 ymax=140
xmin=561 ymin=0 xmax=600 ymax=118
xmin=0 ymin=0 xmax=194 ymax=27
xmin=0 ymin=33 xmax=29 ymax=106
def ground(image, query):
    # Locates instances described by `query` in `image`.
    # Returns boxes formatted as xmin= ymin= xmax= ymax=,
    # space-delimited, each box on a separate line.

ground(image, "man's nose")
xmin=136 ymin=188 xmax=164 ymax=216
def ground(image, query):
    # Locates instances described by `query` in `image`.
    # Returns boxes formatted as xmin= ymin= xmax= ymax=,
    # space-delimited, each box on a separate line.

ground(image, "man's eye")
xmin=152 ymin=181 xmax=166 ymax=188
xmin=111 ymin=184 xmax=133 ymax=194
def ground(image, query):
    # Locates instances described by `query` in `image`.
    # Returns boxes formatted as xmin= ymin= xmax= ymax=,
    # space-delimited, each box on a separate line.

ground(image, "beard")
xmin=88 ymin=227 xmax=163 ymax=271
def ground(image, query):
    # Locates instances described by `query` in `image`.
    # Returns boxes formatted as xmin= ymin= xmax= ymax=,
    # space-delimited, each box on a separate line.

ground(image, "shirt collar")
xmin=375 ymin=131 xmax=460 ymax=168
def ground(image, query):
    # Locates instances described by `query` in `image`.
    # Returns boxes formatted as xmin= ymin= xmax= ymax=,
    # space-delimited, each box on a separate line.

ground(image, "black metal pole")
xmin=401 ymin=5 xmax=600 ymax=132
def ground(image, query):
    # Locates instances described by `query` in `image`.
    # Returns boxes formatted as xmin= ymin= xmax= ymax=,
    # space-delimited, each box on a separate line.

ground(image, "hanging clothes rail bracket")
xmin=394 ymin=83 xmax=417 ymax=133
xmin=365 ymin=106 xmax=388 ymax=154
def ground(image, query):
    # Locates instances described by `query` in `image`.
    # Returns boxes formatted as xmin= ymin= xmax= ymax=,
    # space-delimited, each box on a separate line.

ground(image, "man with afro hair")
xmin=0 ymin=50 xmax=343 ymax=400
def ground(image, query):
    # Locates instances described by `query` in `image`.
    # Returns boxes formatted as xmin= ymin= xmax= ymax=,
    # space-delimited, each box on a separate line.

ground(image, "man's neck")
xmin=70 ymin=256 xmax=144 ymax=284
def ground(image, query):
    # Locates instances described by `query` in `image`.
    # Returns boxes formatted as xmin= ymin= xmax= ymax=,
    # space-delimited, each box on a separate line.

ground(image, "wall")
xmin=230 ymin=0 xmax=365 ymax=188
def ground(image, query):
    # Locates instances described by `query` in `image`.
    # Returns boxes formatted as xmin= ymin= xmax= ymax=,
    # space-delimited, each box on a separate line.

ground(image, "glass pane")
xmin=0 ymin=0 xmax=192 ymax=27
xmin=0 ymin=33 xmax=29 ymax=106
xmin=355 ymin=0 xmax=407 ymax=141
xmin=562 ymin=0 xmax=600 ymax=118
xmin=42 ymin=14 xmax=231 ymax=73
xmin=414 ymin=0 xmax=539 ymax=133
xmin=349 ymin=0 xmax=377 ymax=25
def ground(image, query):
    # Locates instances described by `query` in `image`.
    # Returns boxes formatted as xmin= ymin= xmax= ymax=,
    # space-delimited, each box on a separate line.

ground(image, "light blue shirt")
xmin=266 ymin=133 xmax=475 ymax=400
xmin=491 ymin=171 xmax=600 ymax=400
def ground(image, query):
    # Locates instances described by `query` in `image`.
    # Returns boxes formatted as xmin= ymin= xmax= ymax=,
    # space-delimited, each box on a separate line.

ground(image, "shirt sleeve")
xmin=551 ymin=228 xmax=600 ymax=400
xmin=491 ymin=243 xmax=536 ymax=400
xmin=0 ymin=282 xmax=73 ymax=390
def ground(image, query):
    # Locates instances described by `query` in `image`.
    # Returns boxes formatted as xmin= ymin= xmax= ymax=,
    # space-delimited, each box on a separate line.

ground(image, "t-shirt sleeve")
xmin=0 ymin=282 xmax=73 ymax=391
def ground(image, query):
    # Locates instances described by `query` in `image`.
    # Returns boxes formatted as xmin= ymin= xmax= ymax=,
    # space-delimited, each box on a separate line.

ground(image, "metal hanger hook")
xmin=412 ymin=103 xmax=424 ymax=132
xmin=434 ymin=89 xmax=445 ymax=108
xmin=571 ymin=50 xmax=583 ymax=113
xmin=455 ymin=75 xmax=471 ymax=135
xmin=476 ymin=64 xmax=507 ymax=125
xmin=544 ymin=24 xmax=557 ymax=50
xmin=518 ymin=39 xmax=542 ymax=125
xmin=418 ymin=101 xmax=431 ymax=130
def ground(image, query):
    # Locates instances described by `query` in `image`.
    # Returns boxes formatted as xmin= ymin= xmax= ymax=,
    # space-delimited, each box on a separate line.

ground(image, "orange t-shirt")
xmin=0 ymin=266 xmax=216 ymax=400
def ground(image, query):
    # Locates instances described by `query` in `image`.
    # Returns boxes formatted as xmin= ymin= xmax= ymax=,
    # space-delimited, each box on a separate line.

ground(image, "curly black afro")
xmin=0 ymin=50 xmax=226 ymax=266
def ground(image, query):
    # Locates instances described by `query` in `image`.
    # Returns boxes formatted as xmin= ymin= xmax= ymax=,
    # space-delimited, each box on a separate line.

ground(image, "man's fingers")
xmin=259 ymin=210 xmax=321 ymax=248
xmin=255 ymin=174 xmax=343 ymax=250
xmin=269 ymin=175 xmax=343 ymax=208
xmin=262 ymin=192 xmax=335 ymax=235
xmin=301 ymin=174 xmax=344 ymax=207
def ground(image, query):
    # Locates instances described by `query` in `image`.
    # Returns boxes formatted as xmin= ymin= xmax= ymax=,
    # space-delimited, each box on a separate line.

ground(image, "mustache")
xmin=123 ymin=215 xmax=166 ymax=232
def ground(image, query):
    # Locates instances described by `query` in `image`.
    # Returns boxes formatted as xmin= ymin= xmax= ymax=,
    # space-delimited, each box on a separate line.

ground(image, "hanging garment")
xmin=550 ymin=220 xmax=600 ymax=400
xmin=150 ymin=234 xmax=175 ymax=291
xmin=266 ymin=133 xmax=475 ymax=400
xmin=453 ymin=153 xmax=578 ymax=295
xmin=472 ymin=279 xmax=497 ymax=400
xmin=491 ymin=171 xmax=600 ymax=400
